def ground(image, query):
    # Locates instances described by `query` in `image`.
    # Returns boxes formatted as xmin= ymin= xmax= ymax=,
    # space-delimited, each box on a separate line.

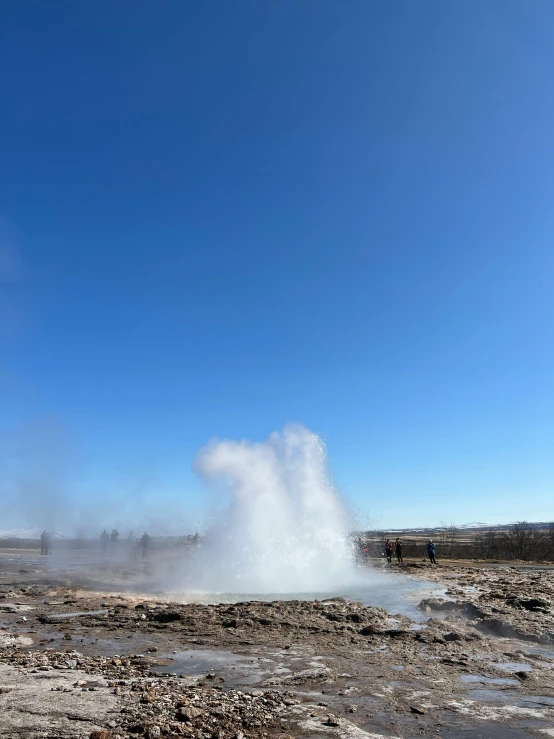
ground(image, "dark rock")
xmin=149 ymin=610 xmax=182 ymax=623
xmin=359 ymin=625 xmax=377 ymax=635
xmin=347 ymin=613 xmax=363 ymax=623
xmin=515 ymin=670 xmax=531 ymax=680
xmin=506 ymin=597 xmax=551 ymax=612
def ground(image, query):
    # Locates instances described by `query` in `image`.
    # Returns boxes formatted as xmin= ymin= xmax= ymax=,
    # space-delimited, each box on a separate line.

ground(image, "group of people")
xmin=384 ymin=537 xmax=437 ymax=565
xmin=100 ymin=529 xmax=151 ymax=558
xmin=100 ymin=529 xmax=119 ymax=556
xmin=385 ymin=537 xmax=404 ymax=563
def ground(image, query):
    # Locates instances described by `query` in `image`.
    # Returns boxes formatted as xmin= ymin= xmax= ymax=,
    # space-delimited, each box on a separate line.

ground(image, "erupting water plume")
xmin=175 ymin=424 xmax=360 ymax=594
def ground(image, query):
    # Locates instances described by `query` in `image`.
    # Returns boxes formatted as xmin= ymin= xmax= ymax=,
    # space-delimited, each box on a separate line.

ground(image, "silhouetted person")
xmin=141 ymin=531 xmax=150 ymax=558
xmin=395 ymin=537 xmax=403 ymax=564
xmin=128 ymin=531 xmax=136 ymax=558
xmin=100 ymin=529 xmax=109 ymax=557
xmin=427 ymin=539 xmax=437 ymax=565
xmin=40 ymin=530 xmax=47 ymax=556
xmin=110 ymin=529 xmax=119 ymax=553
xmin=385 ymin=538 xmax=393 ymax=564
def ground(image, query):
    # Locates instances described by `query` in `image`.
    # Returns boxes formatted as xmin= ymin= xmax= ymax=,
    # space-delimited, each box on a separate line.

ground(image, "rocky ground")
xmin=0 ymin=550 xmax=553 ymax=738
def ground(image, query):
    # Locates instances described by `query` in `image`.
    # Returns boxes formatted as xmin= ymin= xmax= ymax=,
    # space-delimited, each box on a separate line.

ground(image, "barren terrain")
xmin=1 ymin=550 xmax=553 ymax=739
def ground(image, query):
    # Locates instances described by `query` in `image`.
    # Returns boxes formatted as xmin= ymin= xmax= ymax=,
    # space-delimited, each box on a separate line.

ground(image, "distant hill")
xmin=367 ymin=521 xmax=553 ymax=535
xmin=0 ymin=527 xmax=70 ymax=540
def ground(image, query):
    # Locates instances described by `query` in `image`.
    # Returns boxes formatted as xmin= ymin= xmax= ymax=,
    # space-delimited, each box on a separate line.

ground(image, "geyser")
xmin=175 ymin=424 xmax=360 ymax=594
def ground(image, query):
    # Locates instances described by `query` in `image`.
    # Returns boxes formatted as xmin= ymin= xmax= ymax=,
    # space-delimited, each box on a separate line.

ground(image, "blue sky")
xmin=1 ymin=1 xmax=553 ymax=531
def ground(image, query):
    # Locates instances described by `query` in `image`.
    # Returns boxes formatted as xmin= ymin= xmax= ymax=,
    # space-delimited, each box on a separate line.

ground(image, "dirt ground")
xmin=1 ymin=549 xmax=553 ymax=739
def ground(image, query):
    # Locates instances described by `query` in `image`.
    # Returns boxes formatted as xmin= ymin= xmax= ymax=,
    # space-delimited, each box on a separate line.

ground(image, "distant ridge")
xmin=369 ymin=521 xmax=552 ymax=534
xmin=0 ymin=527 xmax=70 ymax=540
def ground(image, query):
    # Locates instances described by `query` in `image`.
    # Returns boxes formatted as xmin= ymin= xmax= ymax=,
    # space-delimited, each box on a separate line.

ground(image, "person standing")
xmin=40 ymin=530 xmax=47 ymax=556
xmin=100 ymin=529 xmax=109 ymax=557
xmin=427 ymin=540 xmax=437 ymax=565
xmin=395 ymin=537 xmax=403 ymax=564
xmin=141 ymin=531 xmax=150 ymax=558
xmin=110 ymin=529 xmax=119 ymax=554
xmin=128 ymin=531 xmax=136 ymax=558
xmin=385 ymin=538 xmax=393 ymax=564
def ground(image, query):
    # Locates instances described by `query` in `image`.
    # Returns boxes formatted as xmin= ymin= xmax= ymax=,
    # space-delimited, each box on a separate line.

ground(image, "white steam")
xmin=176 ymin=424 xmax=358 ymax=594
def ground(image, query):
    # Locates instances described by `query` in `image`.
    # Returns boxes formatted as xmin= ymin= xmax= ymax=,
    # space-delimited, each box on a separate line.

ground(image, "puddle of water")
xmin=519 ymin=696 xmax=554 ymax=707
xmin=491 ymin=662 xmax=533 ymax=673
xmin=150 ymin=648 xmax=266 ymax=685
xmin=440 ymin=726 xmax=537 ymax=738
xmin=152 ymin=648 xmax=250 ymax=675
xmin=460 ymin=674 xmax=519 ymax=686
xmin=50 ymin=609 xmax=108 ymax=619
xmin=467 ymin=688 xmax=519 ymax=702
xmin=522 ymin=645 xmax=554 ymax=661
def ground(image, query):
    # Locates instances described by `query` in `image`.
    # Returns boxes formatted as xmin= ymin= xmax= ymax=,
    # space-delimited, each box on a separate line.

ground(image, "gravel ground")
xmin=1 ymin=551 xmax=553 ymax=739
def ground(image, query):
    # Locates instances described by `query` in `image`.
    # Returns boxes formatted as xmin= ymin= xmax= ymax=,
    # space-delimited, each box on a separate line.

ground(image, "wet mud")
xmin=0 ymin=551 xmax=553 ymax=738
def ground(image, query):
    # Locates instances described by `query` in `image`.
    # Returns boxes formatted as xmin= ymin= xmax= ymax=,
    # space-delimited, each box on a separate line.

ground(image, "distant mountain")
xmin=0 ymin=527 xmax=69 ymax=540
xmin=366 ymin=521 xmax=552 ymax=534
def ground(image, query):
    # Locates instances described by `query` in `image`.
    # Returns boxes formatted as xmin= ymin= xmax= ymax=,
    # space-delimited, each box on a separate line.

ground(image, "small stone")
xmin=178 ymin=706 xmax=203 ymax=721
xmin=147 ymin=727 xmax=161 ymax=739
xmin=326 ymin=714 xmax=340 ymax=727
xmin=410 ymin=705 xmax=427 ymax=715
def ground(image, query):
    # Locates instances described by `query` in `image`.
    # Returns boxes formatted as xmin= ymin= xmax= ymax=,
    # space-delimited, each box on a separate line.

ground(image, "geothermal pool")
xmin=155 ymin=572 xmax=441 ymax=621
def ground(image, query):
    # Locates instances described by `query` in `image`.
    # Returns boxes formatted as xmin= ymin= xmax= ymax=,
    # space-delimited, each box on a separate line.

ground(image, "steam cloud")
xmin=173 ymin=424 xmax=358 ymax=594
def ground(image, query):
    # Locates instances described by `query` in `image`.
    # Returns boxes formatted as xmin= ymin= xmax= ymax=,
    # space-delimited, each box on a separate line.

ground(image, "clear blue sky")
xmin=1 ymin=0 xmax=553 ymax=531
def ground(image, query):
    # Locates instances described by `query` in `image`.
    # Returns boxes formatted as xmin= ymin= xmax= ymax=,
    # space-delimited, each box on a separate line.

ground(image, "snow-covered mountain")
xmin=0 ymin=527 xmax=69 ymax=540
